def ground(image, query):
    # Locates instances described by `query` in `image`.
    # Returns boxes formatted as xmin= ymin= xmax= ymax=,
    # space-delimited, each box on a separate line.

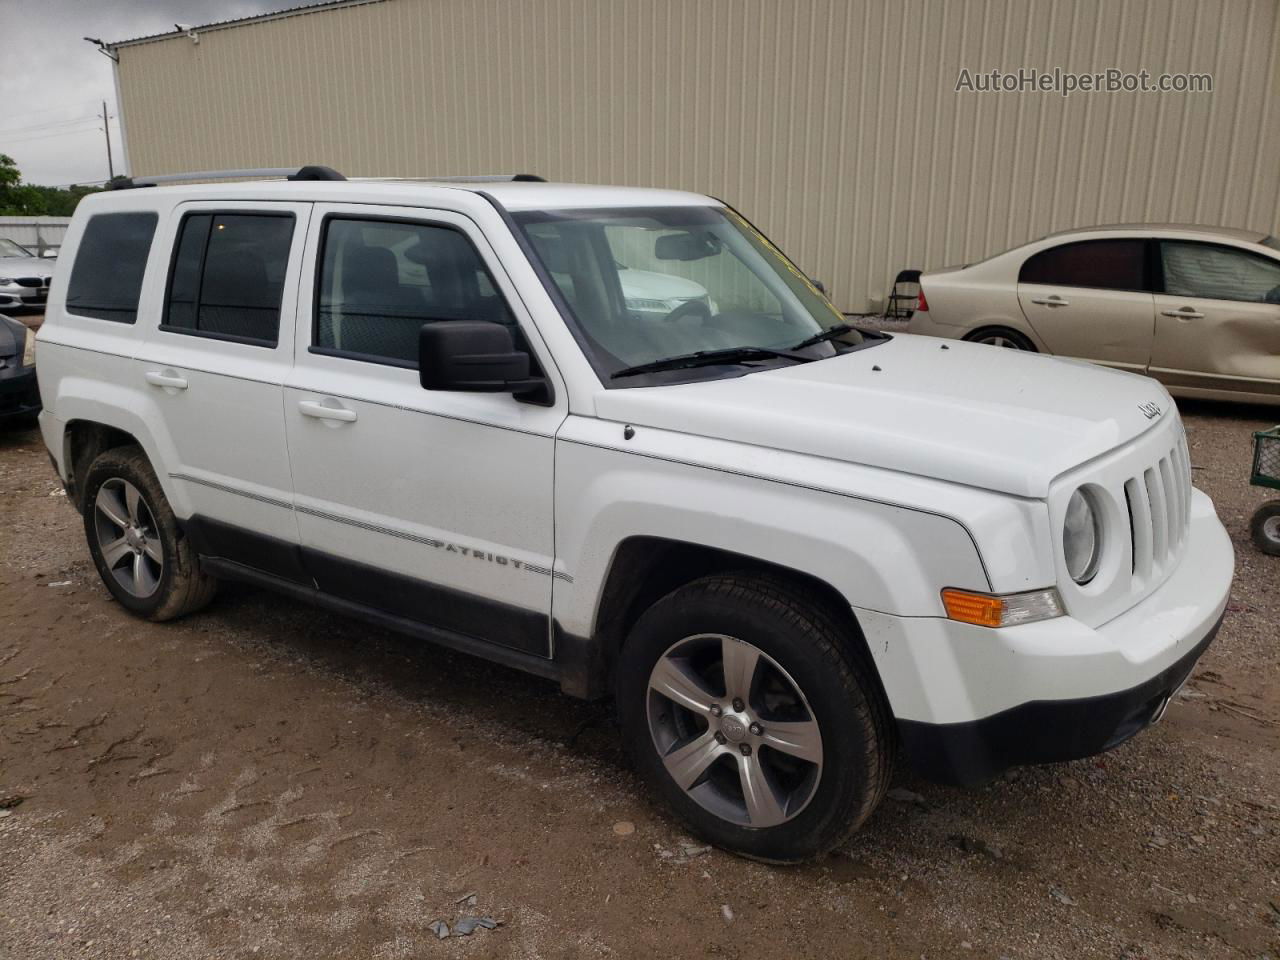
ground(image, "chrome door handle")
xmin=144 ymin=370 xmax=188 ymax=390
xmin=1160 ymin=307 xmax=1204 ymax=319
xmin=1030 ymin=295 xmax=1070 ymax=307
xmin=298 ymin=399 xmax=358 ymax=423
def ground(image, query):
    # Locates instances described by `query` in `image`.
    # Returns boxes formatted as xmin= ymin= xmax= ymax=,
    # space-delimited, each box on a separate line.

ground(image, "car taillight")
xmin=916 ymin=289 xmax=929 ymax=312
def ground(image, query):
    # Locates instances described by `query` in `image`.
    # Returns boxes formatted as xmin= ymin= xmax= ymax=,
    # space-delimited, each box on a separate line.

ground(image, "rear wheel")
xmin=1250 ymin=500 xmax=1280 ymax=556
xmin=965 ymin=326 xmax=1037 ymax=351
xmin=83 ymin=446 xmax=218 ymax=621
xmin=615 ymin=574 xmax=891 ymax=862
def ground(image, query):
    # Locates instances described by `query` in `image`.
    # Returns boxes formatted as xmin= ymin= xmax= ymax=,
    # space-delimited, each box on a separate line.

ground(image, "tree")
xmin=0 ymin=154 xmax=19 ymax=190
xmin=0 ymin=153 xmax=101 ymax=216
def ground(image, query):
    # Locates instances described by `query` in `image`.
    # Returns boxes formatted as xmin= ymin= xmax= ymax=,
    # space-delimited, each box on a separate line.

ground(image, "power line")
xmin=0 ymin=116 xmax=104 ymax=136
xmin=3 ymin=126 xmax=106 ymax=146
xmin=0 ymin=100 xmax=106 ymax=127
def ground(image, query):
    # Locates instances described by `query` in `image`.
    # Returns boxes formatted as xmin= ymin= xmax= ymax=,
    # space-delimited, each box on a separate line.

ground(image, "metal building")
xmin=107 ymin=0 xmax=1280 ymax=313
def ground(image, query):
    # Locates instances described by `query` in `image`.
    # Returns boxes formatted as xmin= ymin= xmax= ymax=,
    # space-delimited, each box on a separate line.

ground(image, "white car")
xmin=0 ymin=237 xmax=56 ymax=311
xmin=35 ymin=167 xmax=1233 ymax=862
xmin=908 ymin=224 xmax=1280 ymax=405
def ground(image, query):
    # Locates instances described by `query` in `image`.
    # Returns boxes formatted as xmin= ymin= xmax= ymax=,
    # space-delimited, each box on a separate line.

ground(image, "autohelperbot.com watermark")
xmin=955 ymin=67 xmax=1213 ymax=97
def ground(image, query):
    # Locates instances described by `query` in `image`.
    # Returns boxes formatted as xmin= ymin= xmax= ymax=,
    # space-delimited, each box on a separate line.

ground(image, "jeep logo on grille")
xmin=1139 ymin=401 xmax=1162 ymax=420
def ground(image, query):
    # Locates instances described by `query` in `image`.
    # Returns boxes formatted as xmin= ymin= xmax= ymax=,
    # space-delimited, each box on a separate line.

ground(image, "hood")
xmin=0 ymin=315 xmax=24 ymax=356
xmin=593 ymin=334 xmax=1174 ymax=498
xmin=618 ymin=267 xmax=708 ymax=301
xmin=0 ymin=256 xmax=54 ymax=278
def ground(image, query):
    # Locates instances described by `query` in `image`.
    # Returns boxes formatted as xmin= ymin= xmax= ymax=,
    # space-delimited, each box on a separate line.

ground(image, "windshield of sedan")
xmin=513 ymin=206 xmax=863 ymax=384
xmin=0 ymin=238 xmax=33 ymax=258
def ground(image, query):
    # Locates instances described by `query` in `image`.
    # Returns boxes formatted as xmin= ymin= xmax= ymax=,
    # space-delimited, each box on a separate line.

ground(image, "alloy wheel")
xmin=94 ymin=478 xmax=164 ymax=598
xmin=646 ymin=633 xmax=823 ymax=828
xmin=977 ymin=334 xmax=1024 ymax=349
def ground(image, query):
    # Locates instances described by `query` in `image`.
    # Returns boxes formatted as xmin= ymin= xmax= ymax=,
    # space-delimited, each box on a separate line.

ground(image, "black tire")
xmin=1250 ymin=500 xmax=1280 ymax=556
xmin=82 ymin=445 xmax=218 ymax=621
xmin=615 ymin=573 xmax=892 ymax=863
xmin=964 ymin=326 xmax=1037 ymax=351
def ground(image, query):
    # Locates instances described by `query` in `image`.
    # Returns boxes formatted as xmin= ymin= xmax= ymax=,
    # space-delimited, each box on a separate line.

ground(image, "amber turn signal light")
xmin=941 ymin=587 xmax=1064 ymax=628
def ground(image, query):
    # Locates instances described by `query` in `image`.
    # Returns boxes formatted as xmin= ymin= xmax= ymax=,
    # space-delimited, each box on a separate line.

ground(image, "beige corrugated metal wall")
xmin=115 ymin=0 xmax=1280 ymax=312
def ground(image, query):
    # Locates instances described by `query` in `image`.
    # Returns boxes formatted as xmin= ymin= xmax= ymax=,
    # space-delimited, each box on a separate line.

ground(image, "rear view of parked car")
xmin=909 ymin=225 xmax=1280 ymax=405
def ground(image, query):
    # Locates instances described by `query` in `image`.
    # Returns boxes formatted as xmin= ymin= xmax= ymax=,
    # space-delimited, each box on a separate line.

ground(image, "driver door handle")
xmin=298 ymin=399 xmax=358 ymax=423
xmin=1161 ymin=307 xmax=1204 ymax=319
xmin=144 ymin=370 xmax=188 ymax=390
xmin=1030 ymin=294 xmax=1070 ymax=307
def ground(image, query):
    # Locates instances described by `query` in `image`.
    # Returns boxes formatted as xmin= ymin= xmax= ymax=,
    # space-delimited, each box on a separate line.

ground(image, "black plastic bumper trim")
xmin=897 ymin=611 xmax=1224 ymax=786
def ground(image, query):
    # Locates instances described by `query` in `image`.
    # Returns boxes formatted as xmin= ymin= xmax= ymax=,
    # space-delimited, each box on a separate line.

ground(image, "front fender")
xmin=551 ymin=425 xmax=994 ymax=640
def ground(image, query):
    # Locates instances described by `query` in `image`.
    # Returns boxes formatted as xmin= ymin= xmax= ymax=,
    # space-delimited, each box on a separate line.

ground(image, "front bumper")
xmin=0 ymin=288 xmax=47 ymax=309
xmin=0 ymin=363 xmax=40 ymax=421
xmin=856 ymin=488 xmax=1233 ymax=785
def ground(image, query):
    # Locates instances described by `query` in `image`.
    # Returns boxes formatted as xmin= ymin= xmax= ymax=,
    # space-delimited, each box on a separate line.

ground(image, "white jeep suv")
xmin=36 ymin=166 xmax=1234 ymax=862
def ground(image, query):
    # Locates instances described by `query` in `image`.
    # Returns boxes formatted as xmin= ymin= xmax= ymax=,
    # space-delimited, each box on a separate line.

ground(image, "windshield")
xmin=513 ymin=206 xmax=863 ymax=384
xmin=0 ymin=238 xmax=33 ymax=258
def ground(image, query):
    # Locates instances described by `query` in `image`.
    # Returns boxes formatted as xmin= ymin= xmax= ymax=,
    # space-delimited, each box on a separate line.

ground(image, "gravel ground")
xmin=1 ymin=394 xmax=1278 ymax=960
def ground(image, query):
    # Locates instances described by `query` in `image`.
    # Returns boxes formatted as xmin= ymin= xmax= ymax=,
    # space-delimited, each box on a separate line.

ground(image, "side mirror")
xmin=810 ymin=278 xmax=827 ymax=295
xmin=419 ymin=321 xmax=547 ymax=397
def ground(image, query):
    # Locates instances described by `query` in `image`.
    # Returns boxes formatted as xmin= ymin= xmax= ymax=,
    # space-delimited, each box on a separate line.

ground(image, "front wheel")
xmin=615 ymin=574 xmax=892 ymax=862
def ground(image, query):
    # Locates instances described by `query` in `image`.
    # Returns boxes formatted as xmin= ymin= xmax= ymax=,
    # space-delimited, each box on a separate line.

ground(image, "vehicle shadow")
xmin=202 ymin=576 xmax=1110 ymax=868
xmin=205 ymin=578 xmax=624 ymax=767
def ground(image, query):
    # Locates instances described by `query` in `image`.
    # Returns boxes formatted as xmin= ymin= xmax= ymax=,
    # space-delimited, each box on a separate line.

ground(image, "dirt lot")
xmin=1 ymin=399 xmax=1278 ymax=960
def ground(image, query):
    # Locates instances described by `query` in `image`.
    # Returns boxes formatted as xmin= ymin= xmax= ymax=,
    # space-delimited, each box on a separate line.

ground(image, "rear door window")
xmin=163 ymin=212 xmax=295 ymax=346
xmin=1019 ymin=239 xmax=1148 ymax=292
xmin=64 ymin=212 xmax=158 ymax=323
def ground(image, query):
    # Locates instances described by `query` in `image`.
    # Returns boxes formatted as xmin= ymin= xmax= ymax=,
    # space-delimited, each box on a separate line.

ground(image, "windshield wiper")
xmin=610 ymin=346 xmax=809 ymax=380
xmin=788 ymin=322 xmax=859 ymax=350
xmin=789 ymin=322 xmax=891 ymax=351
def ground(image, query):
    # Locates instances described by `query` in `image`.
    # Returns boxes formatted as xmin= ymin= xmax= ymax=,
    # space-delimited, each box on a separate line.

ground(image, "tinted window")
xmin=1019 ymin=239 xmax=1147 ymax=291
xmin=64 ymin=212 xmax=158 ymax=323
xmin=315 ymin=218 xmax=514 ymax=366
xmin=164 ymin=213 xmax=294 ymax=345
xmin=1161 ymin=241 xmax=1280 ymax=303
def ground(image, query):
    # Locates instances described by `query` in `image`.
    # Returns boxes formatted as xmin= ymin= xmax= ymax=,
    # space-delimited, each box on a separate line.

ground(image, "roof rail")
xmin=413 ymin=174 xmax=547 ymax=183
xmin=106 ymin=164 xmax=346 ymax=190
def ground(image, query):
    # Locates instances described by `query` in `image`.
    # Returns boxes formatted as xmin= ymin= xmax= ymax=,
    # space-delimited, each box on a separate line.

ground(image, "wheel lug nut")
xmin=749 ymin=722 xmax=763 ymax=736
xmin=739 ymin=743 xmax=752 ymax=756
xmin=709 ymin=704 xmax=722 ymax=718
xmin=732 ymin=698 xmax=744 ymax=712
xmin=714 ymin=731 xmax=727 ymax=745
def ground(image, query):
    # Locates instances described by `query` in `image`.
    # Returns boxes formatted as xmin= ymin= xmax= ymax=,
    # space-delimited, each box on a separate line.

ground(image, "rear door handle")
xmin=1160 ymin=307 xmax=1204 ymax=319
xmin=298 ymin=399 xmax=358 ymax=423
xmin=144 ymin=370 xmax=188 ymax=390
xmin=1030 ymin=295 xmax=1070 ymax=307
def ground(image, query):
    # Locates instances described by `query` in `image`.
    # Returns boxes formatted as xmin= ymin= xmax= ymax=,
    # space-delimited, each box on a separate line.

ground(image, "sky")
xmin=4 ymin=0 xmax=295 ymax=187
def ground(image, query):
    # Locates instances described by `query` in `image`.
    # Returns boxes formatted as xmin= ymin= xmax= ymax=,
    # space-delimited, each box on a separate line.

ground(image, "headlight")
xmin=1063 ymin=488 xmax=1101 ymax=584
xmin=21 ymin=327 xmax=35 ymax=367
xmin=0 ymin=278 xmax=15 ymax=286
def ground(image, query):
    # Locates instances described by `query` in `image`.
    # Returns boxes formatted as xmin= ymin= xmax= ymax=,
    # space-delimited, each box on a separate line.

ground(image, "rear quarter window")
xmin=64 ymin=212 xmax=158 ymax=324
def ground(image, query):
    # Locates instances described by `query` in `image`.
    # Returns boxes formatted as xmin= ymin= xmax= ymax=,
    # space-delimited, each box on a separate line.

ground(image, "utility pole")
xmin=101 ymin=100 xmax=114 ymax=180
